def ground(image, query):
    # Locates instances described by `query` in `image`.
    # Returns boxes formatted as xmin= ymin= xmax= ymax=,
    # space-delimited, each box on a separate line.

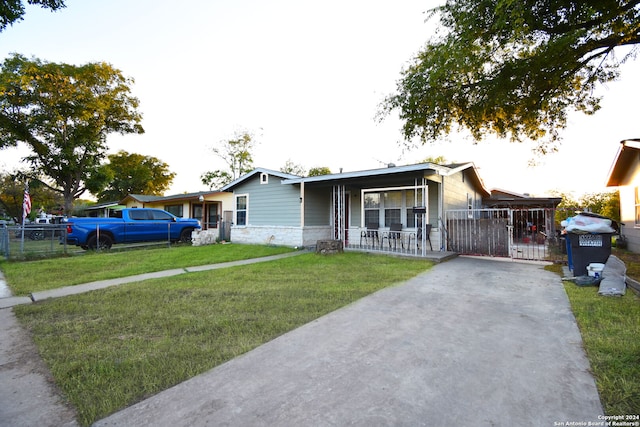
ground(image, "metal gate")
xmin=444 ymin=208 xmax=561 ymax=261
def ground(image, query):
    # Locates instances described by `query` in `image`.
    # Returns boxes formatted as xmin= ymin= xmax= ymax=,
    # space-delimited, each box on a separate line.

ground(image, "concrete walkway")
xmin=95 ymin=257 xmax=602 ymax=426
xmin=1 ymin=255 xmax=603 ymax=426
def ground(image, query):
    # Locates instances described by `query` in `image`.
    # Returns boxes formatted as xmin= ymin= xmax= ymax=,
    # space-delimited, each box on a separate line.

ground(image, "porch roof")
xmin=119 ymin=190 xmax=227 ymax=205
xmin=485 ymin=188 xmax=562 ymax=208
xmin=282 ymin=162 xmax=490 ymax=195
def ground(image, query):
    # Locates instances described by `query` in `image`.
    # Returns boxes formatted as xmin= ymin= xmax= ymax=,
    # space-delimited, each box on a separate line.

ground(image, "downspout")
xmin=300 ymin=182 xmax=305 ymax=247
xmin=300 ymin=182 xmax=305 ymax=228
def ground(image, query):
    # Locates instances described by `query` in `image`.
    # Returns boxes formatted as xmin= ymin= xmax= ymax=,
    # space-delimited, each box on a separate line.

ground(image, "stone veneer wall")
xmin=191 ymin=229 xmax=219 ymax=246
xmin=230 ymin=225 xmax=332 ymax=248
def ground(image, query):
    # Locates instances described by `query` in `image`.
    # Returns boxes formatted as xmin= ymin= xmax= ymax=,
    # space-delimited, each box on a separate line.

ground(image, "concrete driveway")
xmin=95 ymin=257 xmax=603 ymax=426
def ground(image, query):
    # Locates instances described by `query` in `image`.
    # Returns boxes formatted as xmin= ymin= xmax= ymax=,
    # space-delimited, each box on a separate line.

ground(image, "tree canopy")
xmin=87 ymin=151 xmax=175 ymax=203
xmin=201 ymin=131 xmax=256 ymax=189
xmin=381 ymin=0 xmax=640 ymax=154
xmin=280 ymin=159 xmax=306 ymax=176
xmin=0 ymin=53 xmax=144 ymax=213
xmin=1 ymin=0 xmax=66 ymax=32
xmin=308 ymin=166 xmax=332 ymax=177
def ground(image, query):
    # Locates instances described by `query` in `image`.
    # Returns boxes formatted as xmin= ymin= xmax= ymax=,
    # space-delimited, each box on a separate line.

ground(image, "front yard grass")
xmin=1 ymin=243 xmax=294 ymax=296
xmin=13 ymin=251 xmax=432 ymax=426
xmin=547 ymin=248 xmax=640 ymax=415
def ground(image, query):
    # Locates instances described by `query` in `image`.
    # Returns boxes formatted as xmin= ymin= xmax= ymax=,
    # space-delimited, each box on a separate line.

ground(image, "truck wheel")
xmin=30 ymin=230 xmax=45 ymax=240
xmin=87 ymin=234 xmax=113 ymax=250
xmin=179 ymin=228 xmax=194 ymax=243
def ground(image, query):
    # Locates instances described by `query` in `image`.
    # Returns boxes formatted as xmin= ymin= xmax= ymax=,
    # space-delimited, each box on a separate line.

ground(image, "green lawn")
xmin=547 ymin=260 xmax=640 ymax=416
xmin=1 ymin=243 xmax=295 ymax=295
xmin=563 ymin=282 xmax=640 ymax=415
xmin=12 ymin=250 xmax=432 ymax=426
xmin=6 ymin=244 xmax=639 ymax=424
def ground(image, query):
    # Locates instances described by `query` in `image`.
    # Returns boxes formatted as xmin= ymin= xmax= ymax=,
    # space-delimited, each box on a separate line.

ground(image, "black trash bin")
xmin=567 ymin=232 xmax=613 ymax=276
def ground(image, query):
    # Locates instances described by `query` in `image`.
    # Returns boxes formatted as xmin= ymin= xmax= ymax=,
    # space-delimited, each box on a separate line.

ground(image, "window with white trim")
xmin=364 ymin=193 xmax=380 ymax=227
xmin=235 ymin=194 xmax=248 ymax=226
xmin=363 ymin=188 xmax=426 ymax=228
xmin=383 ymin=191 xmax=402 ymax=225
xmin=260 ymin=173 xmax=269 ymax=184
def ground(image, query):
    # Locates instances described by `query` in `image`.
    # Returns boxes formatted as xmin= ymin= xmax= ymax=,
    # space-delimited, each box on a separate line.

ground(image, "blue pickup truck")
xmin=64 ymin=208 xmax=201 ymax=250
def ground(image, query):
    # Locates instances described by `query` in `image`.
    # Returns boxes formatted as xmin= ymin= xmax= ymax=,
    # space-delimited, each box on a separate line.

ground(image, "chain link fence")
xmin=0 ymin=223 xmax=69 ymax=260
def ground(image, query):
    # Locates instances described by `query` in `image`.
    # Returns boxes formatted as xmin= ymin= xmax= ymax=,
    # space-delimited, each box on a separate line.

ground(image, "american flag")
xmin=23 ymin=186 xmax=31 ymax=220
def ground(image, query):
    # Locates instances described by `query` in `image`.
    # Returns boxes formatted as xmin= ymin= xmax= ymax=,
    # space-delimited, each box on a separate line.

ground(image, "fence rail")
xmin=344 ymin=228 xmax=433 ymax=257
xmin=1 ymin=224 xmax=69 ymax=259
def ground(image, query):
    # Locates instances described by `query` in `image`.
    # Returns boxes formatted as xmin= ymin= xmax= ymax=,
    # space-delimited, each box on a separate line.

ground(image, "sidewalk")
xmin=0 ymin=251 xmax=306 ymax=309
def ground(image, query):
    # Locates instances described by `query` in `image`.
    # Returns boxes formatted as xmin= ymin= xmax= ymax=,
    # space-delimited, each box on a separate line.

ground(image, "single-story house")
xmin=606 ymin=138 xmax=640 ymax=252
xmin=221 ymin=162 xmax=490 ymax=251
xmin=119 ymin=191 xmax=234 ymax=231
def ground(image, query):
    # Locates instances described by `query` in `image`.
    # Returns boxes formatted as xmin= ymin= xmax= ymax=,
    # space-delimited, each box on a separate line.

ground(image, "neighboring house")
xmin=607 ymin=138 xmax=640 ymax=252
xmin=221 ymin=163 xmax=490 ymax=250
xmin=119 ymin=191 xmax=234 ymax=231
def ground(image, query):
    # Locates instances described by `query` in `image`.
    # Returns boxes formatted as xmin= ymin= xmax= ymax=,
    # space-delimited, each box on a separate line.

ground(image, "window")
xmin=165 ymin=204 xmax=183 ymax=217
xmin=636 ymin=187 xmax=640 ymax=226
xmin=383 ymin=191 xmax=402 ymax=225
xmin=236 ymin=195 xmax=248 ymax=226
xmin=151 ymin=210 xmax=174 ymax=220
xmin=364 ymin=193 xmax=380 ymax=227
xmin=129 ymin=209 xmax=149 ymax=220
xmin=364 ymin=188 xmax=427 ymax=228
xmin=467 ymin=193 xmax=474 ymax=218
xmin=260 ymin=173 xmax=269 ymax=184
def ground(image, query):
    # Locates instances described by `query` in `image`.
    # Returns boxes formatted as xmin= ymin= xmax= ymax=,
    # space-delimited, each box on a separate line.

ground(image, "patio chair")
xmin=360 ymin=223 xmax=380 ymax=246
xmin=382 ymin=223 xmax=404 ymax=250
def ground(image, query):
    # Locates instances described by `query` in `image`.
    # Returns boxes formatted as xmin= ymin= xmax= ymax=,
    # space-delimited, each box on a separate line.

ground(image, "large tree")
xmin=381 ymin=0 xmax=640 ymax=154
xmin=0 ymin=171 xmax=64 ymax=221
xmin=0 ymin=54 xmax=144 ymax=213
xmin=87 ymin=150 xmax=175 ymax=202
xmin=1 ymin=0 xmax=66 ymax=32
xmin=201 ymin=131 xmax=256 ymax=189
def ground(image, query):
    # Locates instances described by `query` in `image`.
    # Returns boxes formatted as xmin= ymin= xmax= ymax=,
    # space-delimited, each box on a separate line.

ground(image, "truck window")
xmin=129 ymin=210 xmax=150 ymax=220
xmin=151 ymin=210 xmax=174 ymax=221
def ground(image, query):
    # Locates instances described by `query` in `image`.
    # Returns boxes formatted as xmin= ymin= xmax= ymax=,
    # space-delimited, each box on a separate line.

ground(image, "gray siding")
xmin=236 ymin=174 xmax=301 ymax=226
xmin=304 ymin=188 xmax=329 ymax=226
xmin=349 ymin=191 xmax=362 ymax=227
xmin=443 ymin=170 xmax=482 ymax=211
xmin=618 ymin=155 xmax=640 ymax=252
xmin=427 ymin=182 xmax=439 ymax=227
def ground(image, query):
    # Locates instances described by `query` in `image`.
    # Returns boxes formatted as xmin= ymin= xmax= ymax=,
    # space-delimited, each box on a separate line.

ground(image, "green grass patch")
xmin=546 ymin=262 xmax=640 ymax=415
xmin=562 ymin=284 xmax=640 ymax=415
xmin=1 ymin=244 xmax=294 ymax=295
xmin=14 ymin=252 xmax=432 ymax=426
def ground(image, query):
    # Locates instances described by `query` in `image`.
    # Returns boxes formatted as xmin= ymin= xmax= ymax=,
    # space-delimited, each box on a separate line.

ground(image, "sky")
xmin=1 ymin=0 xmax=639 ymax=199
